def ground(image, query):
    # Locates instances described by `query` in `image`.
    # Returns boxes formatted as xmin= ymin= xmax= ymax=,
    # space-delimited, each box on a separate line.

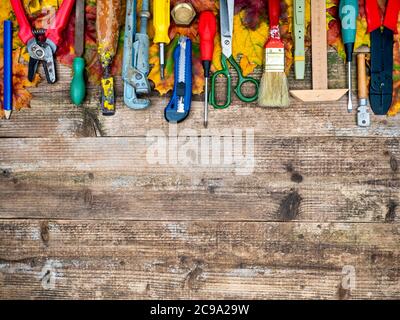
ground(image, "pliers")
xmin=10 ymin=0 xmax=76 ymax=84
xmin=365 ymin=0 xmax=400 ymax=115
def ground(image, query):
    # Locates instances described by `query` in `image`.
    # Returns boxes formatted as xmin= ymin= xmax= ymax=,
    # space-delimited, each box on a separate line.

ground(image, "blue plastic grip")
xmin=3 ymin=20 xmax=13 ymax=112
xmin=165 ymin=37 xmax=192 ymax=123
xmin=339 ymin=0 xmax=359 ymax=45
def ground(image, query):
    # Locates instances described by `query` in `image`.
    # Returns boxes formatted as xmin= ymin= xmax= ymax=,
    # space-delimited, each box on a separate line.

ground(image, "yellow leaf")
xmin=239 ymin=55 xmax=257 ymax=77
xmin=232 ymin=10 xmax=268 ymax=69
xmin=354 ymin=17 xmax=370 ymax=50
xmin=26 ymin=0 xmax=60 ymax=15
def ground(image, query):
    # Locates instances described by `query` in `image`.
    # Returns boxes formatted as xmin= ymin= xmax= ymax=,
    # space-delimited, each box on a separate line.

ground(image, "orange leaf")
xmin=0 ymin=49 xmax=40 ymax=118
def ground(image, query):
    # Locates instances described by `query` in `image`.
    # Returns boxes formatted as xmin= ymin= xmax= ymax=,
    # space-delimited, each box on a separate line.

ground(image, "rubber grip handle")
xmin=357 ymin=54 xmax=368 ymax=99
xmin=70 ymin=57 xmax=86 ymax=105
xmin=268 ymin=0 xmax=281 ymax=27
xmin=3 ymin=20 xmax=13 ymax=111
xmin=365 ymin=0 xmax=381 ymax=33
xmin=10 ymin=0 xmax=34 ymax=44
xmin=339 ymin=0 xmax=358 ymax=44
xmin=153 ymin=0 xmax=171 ymax=44
xmin=383 ymin=0 xmax=400 ymax=33
xmin=199 ymin=11 xmax=216 ymax=62
xmin=45 ymin=0 xmax=76 ymax=47
xmin=365 ymin=0 xmax=399 ymax=33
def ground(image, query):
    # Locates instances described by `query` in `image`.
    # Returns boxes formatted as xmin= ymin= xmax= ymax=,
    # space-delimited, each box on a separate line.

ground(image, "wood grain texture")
xmin=1 ymin=137 xmax=399 ymax=175
xmin=1 ymin=49 xmax=400 ymax=300
xmin=0 ymin=137 xmax=399 ymax=222
xmin=0 ymin=220 xmax=399 ymax=299
xmin=0 ymin=170 xmax=399 ymax=222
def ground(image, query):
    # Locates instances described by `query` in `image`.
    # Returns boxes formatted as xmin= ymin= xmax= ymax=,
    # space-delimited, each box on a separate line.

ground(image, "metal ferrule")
xmin=359 ymin=98 xmax=368 ymax=107
xmin=264 ymin=47 xmax=285 ymax=72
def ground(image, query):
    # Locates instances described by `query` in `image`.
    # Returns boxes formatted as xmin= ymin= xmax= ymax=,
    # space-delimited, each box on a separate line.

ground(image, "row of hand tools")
xmin=2 ymin=0 xmax=400 ymax=127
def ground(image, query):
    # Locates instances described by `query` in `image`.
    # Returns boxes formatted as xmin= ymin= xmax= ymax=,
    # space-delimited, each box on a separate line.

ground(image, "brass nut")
xmin=171 ymin=3 xmax=196 ymax=26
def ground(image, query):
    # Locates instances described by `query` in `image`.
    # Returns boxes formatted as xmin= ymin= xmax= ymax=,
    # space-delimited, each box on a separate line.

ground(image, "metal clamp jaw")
xmin=122 ymin=0 xmax=151 ymax=110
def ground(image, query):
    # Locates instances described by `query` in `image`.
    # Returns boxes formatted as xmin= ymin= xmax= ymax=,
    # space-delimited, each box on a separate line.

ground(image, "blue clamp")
xmin=165 ymin=37 xmax=192 ymax=123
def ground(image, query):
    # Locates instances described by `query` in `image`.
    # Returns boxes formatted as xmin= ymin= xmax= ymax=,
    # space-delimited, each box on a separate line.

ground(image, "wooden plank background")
xmin=0 ymin=51 xmax=399 ymax=299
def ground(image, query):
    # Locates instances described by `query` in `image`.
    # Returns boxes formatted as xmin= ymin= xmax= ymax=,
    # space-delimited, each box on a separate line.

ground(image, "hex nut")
xmin=171 ymin=3 xmax=196 ymax=26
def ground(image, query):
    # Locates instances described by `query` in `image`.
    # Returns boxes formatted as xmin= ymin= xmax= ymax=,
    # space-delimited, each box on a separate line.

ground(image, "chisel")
xmin=339 ymin=0 xmax=359 ymax=113
xmin=153 ymin=0 xmax=170 ymax=80
xmin=199 ymin=11 xmax=216 ymax=128
xmin=70 ymin=0 xmax=86 ymax=106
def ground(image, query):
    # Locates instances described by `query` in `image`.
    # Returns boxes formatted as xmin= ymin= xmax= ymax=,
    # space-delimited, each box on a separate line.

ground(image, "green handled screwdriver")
xmin=70 ymin=0 xmax=86 ymax=106
xmin=339 ymin=0 xmax=359 ymax=113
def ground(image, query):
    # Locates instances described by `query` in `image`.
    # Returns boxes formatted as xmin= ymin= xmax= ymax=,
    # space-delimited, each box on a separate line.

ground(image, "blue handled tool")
xmin=339 ymin=0 xmax=359 ymax=113
xmin=3 ymin=20 xmax=13 ymax=120
xmin=122 ymin=0 xmax=151 ymax=109
xmin=165 ymin=37 xmax=192 ymax=123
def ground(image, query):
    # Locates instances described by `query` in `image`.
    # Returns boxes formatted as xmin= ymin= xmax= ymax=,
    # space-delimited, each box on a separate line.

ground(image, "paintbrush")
xmin=258 ymin=0 xmax=289 ymax=107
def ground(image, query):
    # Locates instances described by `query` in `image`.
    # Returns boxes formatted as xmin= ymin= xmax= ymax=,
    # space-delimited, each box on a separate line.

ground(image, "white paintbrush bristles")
xmin=258 ymin=31 xmax=290 ymax=108
xmin=258 ymin=71 xmax=289 ymax=107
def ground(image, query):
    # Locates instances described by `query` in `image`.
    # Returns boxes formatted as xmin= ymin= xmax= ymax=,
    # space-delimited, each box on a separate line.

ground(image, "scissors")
xmin=210 ymin=0 xmax=259 ymax=109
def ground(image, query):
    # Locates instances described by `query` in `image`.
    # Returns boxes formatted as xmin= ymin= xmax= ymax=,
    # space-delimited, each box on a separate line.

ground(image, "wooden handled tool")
xmin=357 ymin=54 xmax=368 ymax=99
xmin=97 ymin=0 xmax=121 ymax=115
xmin=356 ymin=54 xmax=370 ymax=127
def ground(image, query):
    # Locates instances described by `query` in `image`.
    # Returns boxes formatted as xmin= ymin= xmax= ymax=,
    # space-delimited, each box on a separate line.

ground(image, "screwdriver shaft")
xmin=204 ymin=77 xmax=209 ymax=128
xmin=159 ymin=43 xmax=165 ymax=80
xmin=347 ymin=62 xmax=352 ymax=113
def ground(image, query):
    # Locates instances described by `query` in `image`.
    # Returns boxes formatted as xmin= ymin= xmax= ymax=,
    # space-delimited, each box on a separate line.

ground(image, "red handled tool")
xmin=199 ymin=11 xmax=217 ymax=128
xmin=10 ymin=0 xmax=75 ymax=83
xmin=365 ymin=0 xmax=400 ymax=115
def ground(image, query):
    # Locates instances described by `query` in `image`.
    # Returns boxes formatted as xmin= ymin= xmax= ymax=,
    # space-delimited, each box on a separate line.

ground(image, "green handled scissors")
xmin=210 ymin=0 xmax=259 ymax=109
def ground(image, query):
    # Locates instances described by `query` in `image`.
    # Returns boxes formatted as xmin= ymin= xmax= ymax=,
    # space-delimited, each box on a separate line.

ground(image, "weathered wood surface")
xmin=0 ymin=137 xmax=399 ymax=222
xmin=0 ymin=49 xmax=399 ymax=299
xmin=0 ymin=220 xmax=399 ymax=299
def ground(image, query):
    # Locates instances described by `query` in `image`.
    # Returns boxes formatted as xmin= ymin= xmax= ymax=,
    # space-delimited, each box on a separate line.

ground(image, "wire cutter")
xmin=10 ymin=0 xmax=76 ymax=84
xmin=209 ymin=0 xmax=259 ymax=109
xmin=365 ymin=0 xmax=400 ymax=115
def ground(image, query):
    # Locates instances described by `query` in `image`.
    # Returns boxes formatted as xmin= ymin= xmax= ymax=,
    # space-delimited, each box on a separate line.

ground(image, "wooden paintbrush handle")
xmin=357 ymin=54 xmax=368 ymax=99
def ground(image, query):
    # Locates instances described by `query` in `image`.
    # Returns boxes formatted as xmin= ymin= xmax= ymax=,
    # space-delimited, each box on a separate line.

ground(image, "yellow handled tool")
xmin=153 ymin=0 xmax=170 ymax=80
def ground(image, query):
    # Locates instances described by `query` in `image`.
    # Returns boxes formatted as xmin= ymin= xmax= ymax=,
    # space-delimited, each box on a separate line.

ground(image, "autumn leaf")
xmin=231 ymin=10 xmax=267 ymax=75
xmin=148 ymin=37 xmax=178 ymax=96
xmin=388 ymin=20 xmax=400 ymax=116
xmin=148 ymin=36 xmax=204 ymax=96
xmin=0 ymin=49 xmax=40 ymax=118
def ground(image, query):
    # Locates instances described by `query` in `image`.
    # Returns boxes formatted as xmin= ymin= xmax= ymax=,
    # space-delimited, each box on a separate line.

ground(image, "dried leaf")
xmin=0 ymin=49 xmax=40 ymax=118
